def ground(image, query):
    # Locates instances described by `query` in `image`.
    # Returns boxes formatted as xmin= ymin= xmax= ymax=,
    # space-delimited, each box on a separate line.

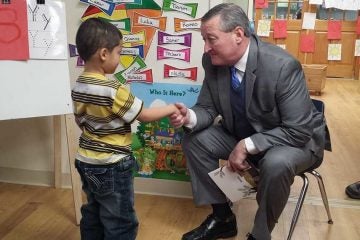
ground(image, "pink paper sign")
xmin=0 ymin=1 xmax=29 ymax=60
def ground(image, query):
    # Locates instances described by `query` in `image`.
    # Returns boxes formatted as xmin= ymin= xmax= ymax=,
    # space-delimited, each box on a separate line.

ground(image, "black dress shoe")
xmin=246 ymin=233 xmax=256 ymax=240
xmin=182 ymin=214 xmax=237 ymax=240
xmin=345 ymin=181 xmax=360 ymax=199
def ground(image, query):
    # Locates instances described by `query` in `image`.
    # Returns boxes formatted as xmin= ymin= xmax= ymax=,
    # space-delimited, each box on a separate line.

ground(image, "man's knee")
xmin=181 ymin=126 xmax=236 ymax=162
xmin=181 ymin=132 xmax=198 ymax=150
xmin=182 ymin=130 xmax=212 ymax=152
xmin=260 ymin=148 xmax=297 ymax=180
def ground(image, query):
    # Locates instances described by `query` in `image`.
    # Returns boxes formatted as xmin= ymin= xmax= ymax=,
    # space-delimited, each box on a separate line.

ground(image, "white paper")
xmin=302 ymin=12 xmax=316 ymax=30
xmin=208 ymin=166 xmax=256 ymax=202
xmin=355 ymin=40 xmax=360 ymax=56
xmin=342 ymin=0 xmax=360 ymax=10
xmin=27 ymin=0 xmax=68 ymax=59
xmin=277 ymin=44 xmax=286 ymax=50
xmin=324 ymin=0 xmax=336 ymax=8
xmin=328 ymin=43 xmax=342 ymax=61
xmin=324 ymin=0 xmax=360 ymax=10
xmin=335 ymin=0 xmax=359 ymax=10
xmin=257 ymin=20 xmax=271 ymax=37
xmin=335 ymin=0 xmax=345 ymax=9
xmin=309 ymin=0 xmax=323 ymax=5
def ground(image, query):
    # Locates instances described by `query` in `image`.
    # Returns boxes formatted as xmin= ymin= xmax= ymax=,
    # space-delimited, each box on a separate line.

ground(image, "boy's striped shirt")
xmin=71 ymin=72 xmax=143 ymax=164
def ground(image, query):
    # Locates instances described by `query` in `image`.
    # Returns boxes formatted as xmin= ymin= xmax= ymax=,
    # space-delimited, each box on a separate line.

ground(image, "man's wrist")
xmin=244 ymin=143 xmax=249 ymax=154
xmin=184 ymin=108 xmax=197 ymax=128
xmin=244 ymin=137 xmax=259 ymax=155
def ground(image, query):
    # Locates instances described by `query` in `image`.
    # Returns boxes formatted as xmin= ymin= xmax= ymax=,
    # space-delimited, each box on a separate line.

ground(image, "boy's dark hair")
xmin=76 ymin=18 xmax=123 ymax=62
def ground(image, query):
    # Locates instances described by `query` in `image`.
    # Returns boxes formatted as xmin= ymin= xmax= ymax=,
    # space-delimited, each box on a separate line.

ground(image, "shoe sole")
xmin=182 ymin=230 xmax=237 ymax=240
xmin=214 ymin=230 xmax=238 ymax=239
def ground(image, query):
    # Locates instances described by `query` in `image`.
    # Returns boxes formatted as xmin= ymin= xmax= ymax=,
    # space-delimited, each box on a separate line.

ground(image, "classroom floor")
xmin=0 ymin=183 xmax=359 ymax=240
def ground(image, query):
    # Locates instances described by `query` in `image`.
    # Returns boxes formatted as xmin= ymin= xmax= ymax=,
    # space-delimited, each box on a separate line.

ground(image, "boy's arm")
xmin=137 ymin=104 xmax=179 ymax=123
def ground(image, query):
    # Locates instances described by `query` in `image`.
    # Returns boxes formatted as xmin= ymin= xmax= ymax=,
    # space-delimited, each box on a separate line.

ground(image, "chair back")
xmin=311 ymin=99 xmax=332 ymax=152
xmin=312 ymin=99 xmax=324 ymax=114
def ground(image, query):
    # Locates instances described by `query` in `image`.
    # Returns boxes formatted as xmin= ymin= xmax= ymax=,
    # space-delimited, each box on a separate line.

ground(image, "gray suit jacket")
xmin=191 ymin=34 xmax=327 ymax=159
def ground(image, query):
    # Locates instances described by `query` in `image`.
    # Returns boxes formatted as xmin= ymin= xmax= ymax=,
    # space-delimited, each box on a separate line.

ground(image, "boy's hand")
xmin=169 ymin=102 xmax=190 ymax=128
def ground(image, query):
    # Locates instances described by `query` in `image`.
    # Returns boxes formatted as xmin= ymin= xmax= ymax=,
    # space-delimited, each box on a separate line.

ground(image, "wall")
xmin=0 ymin=0 xmax=249 ymax=197
xmin=0 ymin=117 xmax=58 ymax=185
xmin=254 ymin=1 xmax=359 ymax=79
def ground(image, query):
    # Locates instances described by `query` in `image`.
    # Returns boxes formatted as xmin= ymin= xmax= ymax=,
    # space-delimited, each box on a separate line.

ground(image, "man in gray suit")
xmin=170 ymin=3 xmax=327 ymax=240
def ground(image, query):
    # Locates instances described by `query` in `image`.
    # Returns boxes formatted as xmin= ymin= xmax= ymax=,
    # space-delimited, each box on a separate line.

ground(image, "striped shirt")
xmin=71 ymin=72 xmax=143 ymax=164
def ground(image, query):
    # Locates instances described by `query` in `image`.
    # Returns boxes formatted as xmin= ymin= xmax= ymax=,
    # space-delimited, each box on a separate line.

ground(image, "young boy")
xmin=72 ymin=18 xmax=179 ymax=240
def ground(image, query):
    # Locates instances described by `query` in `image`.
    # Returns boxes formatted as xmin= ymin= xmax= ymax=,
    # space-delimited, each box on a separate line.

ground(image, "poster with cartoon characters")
xmin=71 ymin=0 xmax=210 ymax=181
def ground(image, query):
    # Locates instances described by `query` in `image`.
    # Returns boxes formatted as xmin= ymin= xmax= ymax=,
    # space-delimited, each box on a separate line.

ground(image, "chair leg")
xmin=309 ymin=170 xmax=334 ymax=224
xmin=287 ymin=174 xmax=309 ymax=240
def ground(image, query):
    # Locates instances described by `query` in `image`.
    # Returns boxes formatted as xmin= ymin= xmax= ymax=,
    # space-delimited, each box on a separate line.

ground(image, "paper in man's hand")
xmin=208 ymin=166 xmax=256 ymax=202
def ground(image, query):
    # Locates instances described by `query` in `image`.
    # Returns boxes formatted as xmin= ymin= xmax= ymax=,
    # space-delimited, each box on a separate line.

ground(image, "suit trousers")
xmin=182 ymin=124 xmax=319 ymax=240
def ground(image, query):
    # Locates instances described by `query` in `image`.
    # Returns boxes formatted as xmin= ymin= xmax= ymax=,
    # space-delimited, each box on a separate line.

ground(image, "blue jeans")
xmin=75 ymin=156 xmax=138 ymax=240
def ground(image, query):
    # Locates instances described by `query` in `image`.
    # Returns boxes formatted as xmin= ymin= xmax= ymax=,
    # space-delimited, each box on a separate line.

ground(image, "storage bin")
xmin=302 ymin=64 xmax=327 ymax=95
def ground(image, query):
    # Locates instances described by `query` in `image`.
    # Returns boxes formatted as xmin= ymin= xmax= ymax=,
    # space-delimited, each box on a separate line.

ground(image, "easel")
xmin=0 ymin=0 xmax=83 ymax=225
xmin=54 ymin=115 xmax=82 ymax=225
xmin=53 ymin=114 xmax=82 ymax=225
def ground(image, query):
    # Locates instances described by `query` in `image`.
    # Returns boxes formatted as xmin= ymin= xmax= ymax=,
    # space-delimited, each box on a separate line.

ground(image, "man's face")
xmin=200 ymin=15 xmax=242 ymax=66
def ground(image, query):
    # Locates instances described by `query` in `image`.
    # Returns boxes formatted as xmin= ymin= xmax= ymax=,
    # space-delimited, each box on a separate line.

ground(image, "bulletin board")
xmin=0 ymin=0 xmax=72 ymax=121
xmin=65 ymin=0 xmax=210 ymax=182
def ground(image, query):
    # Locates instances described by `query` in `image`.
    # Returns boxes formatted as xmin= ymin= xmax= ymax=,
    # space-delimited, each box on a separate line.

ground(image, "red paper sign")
xmin=0 ymin=0 xmax=29 ymax=60
xmin=300 ymin=33 xmax=315 ymax=53
xmin=328 ymin=20 xmax=342 ymax=40
xmin=255 ymin=0 xmax=268 ymax=9
xmin=274 ymin=20 xmax=287 ymax=39
xmin=164 ymin=64 xmax=197 ymax=81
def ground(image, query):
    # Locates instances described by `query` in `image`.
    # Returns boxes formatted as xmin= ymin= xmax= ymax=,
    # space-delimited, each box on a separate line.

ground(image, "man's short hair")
xmin=202 ymin=3 xmax=251 ymax=37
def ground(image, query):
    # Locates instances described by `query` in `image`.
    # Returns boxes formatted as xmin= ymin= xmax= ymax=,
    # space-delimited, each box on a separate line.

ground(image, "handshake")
xmin=169 ymin=102 xmax=191 ymax=129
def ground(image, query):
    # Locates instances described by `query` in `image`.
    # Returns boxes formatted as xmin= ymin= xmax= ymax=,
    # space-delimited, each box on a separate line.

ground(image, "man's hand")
xmin=227 ymin=139 xmax=250 ymax=172
xmin=169 ymin=102 xmax=190 ymax=128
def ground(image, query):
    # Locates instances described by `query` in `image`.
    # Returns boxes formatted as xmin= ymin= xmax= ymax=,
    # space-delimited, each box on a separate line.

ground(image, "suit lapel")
xmin=245 ymin=72 xmax=256 ymax=111
xmin=245 ymin=36 xmax=259 ymax=112
xmin=217 ymin=66 xmax=233 ymax=130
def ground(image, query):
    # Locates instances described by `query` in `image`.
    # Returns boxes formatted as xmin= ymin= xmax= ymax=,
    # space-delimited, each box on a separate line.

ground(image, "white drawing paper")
xmin=355 ymin=40 xmax=360 ymax=56
xmin=328 ymin=43 xmax=342 ymax=61
xmin=208 ymin=166 xmax=256 ymax=202
xmin=302 ymin=12 xmax=316 ymax=30
xmin=257 ymin=20 xmax=271 ymax=37
xmin=27 ymin=0 xmax=68 ymax=59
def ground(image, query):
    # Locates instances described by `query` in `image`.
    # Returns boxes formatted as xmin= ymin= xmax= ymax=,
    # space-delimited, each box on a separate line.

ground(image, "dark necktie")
xmin=231 ymin=67 xmax=241 ymax=90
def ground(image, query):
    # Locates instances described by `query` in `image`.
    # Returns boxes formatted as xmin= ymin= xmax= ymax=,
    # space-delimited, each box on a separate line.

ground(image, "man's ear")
xmin=99 ymin=48 xmax=109 ymax=61
xmin=234 ymin=26 xmax=244 ymax=44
